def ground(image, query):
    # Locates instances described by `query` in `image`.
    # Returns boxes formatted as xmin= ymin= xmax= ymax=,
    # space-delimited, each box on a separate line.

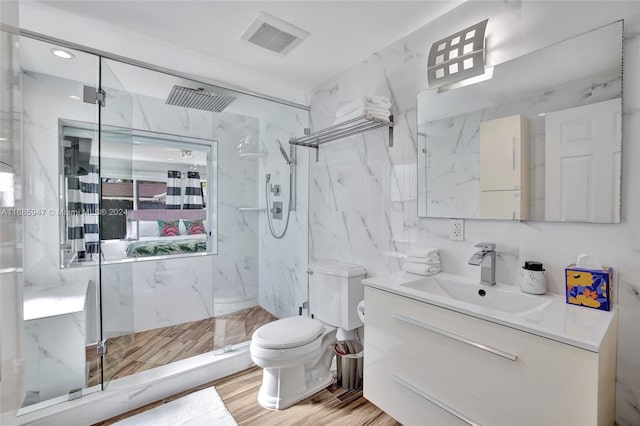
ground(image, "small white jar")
xmin=519 ymin=261 xmax=547 ymax=295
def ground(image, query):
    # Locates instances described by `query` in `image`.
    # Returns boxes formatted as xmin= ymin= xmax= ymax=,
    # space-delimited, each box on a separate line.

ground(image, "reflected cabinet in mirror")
xmin=417 ymin=21 xmax=622 ymax=223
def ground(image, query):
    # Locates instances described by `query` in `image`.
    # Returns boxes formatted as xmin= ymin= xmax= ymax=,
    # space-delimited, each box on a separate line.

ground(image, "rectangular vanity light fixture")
xmin=427 ymin=19 xmax=489 ymax=89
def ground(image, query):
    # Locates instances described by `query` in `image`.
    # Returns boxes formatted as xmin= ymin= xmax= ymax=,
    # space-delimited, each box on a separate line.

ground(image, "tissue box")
xmin=565 ymin=265 xmax=612 ymax=311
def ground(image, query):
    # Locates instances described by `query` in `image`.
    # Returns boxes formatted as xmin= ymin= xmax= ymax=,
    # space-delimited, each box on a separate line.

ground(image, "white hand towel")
xmin=335 ymin=105 xmax=391 ymax=120
xmin=335 ymin=102 xmax=391 ymax=118
xmin=402 ymin=262 xmax=441 ymax=276
xmin=335 ymin=97 xmax=392 ymax=118
xmin=365 ymin=96 xmax=392 ymax=108
xmin=406 ymin=247 xmax=439 ymax=258
xmin=334 ymin=108 xmax=391 ymax=125
xmin=405 ymin=256 xmax=440 ymax=265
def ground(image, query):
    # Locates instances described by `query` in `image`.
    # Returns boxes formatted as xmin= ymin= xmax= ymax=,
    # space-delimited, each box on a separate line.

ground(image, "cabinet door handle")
xmin=392 ymin=312 xmax=518 ymax=361
xmin=393 ymin=375 xmax=481 ymax=426
xmin=512 ymin=136 xmax=516 ymax=170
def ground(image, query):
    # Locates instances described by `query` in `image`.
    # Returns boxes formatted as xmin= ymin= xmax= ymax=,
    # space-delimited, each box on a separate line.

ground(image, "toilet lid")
xmin=252 ymin=316 xmax=324 ymax=349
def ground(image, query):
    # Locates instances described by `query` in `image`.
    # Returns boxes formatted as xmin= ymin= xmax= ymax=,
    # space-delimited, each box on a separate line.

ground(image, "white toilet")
xmin=250 ymin=260 xmax=366 ymax=410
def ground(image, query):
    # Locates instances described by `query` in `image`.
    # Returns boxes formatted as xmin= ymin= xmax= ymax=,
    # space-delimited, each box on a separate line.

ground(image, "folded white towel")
xmin=406 ymin=247 xmax=440 ymax=258
xmin=337 ymin=105 xmax=391 ymax=118
xmin=405 ymin=256 xmax=440 ymax=265
xmin=334 ymin=108 xmax=391 ymax=125
xmin=365 ymin=95 xmax=392 ymax=107
xmin=403 ymin=262 xmax=441 ymax=276
xmin=335 ymin=96 xmax=392 ymax=118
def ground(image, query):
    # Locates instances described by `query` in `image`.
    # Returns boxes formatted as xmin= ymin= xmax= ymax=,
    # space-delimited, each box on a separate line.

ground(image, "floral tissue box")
xmin=565 ymin=265 xmax=613 ymax=311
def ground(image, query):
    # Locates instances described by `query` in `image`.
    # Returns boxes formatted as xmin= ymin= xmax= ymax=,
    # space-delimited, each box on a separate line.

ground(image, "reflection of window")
xmin=60 ymin=121 xmax=216 ymax=266
xmin=137 ymin=180 xmax=167 ymax=209
xmin=0 ymin=172 xmax=15 ymax=207
xmin=101 ymin=178 xmax=133 ymax=240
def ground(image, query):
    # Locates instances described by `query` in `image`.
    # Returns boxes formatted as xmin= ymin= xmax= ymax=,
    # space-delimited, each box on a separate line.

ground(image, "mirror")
xmin=59 ymin=120 xmax=215 ymax=267
xmin=417 ymin=21 xmax=623 ymax=223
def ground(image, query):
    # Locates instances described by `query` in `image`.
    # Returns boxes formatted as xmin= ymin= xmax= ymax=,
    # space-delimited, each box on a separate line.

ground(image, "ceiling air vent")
xmin=240 ymin=12 xmax=309 ymax=56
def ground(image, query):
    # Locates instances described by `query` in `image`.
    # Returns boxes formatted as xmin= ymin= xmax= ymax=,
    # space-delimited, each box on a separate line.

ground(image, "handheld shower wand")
xmin=265 ymin=139 xmax=296 ymax=239
xmin=276 ymin=139 xmax=291 ymax=164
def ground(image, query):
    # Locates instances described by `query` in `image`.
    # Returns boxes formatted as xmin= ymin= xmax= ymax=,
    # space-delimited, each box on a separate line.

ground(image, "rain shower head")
xmin=165 ymin=85 xmax=236 ymax=112
xmin=276 ymin=139 xmax=291 ymax=164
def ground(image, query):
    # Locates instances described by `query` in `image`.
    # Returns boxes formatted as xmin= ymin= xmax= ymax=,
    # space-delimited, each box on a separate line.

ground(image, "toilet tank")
xmin=308 ymin=260 xmax=366 ymax=330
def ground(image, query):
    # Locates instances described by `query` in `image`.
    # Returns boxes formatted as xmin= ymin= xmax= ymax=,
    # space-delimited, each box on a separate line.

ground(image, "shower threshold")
xmin=89 ymin=306 xmax=277 ymax=385
xmin=13 ymin=306 xmax=276 ymax=425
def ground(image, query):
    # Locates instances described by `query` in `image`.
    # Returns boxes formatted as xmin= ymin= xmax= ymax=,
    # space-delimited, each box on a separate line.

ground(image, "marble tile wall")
xmin=258 ymin=105 xmax=310 ymax=319
xmin=308 ymin=1 xmax=640 ymax=424
xmin=213 ymin=112 xmax=260 ymax=316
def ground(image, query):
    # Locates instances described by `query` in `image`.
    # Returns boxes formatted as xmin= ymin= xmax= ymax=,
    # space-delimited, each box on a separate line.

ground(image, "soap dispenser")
xmin=519 ymin=261 xmax=547 ymax=295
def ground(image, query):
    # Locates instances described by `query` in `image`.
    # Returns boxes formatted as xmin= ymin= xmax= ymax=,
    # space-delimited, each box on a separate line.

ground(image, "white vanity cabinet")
xmin=363 ymin=286 xmax=617 ymax=426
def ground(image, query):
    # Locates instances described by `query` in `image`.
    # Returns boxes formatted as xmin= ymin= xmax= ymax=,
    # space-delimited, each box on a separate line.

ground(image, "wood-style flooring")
xmin=95 ymin=366 xmax=400 ymax=426
xmin=89 ymin=306 xmax=277 ymax=386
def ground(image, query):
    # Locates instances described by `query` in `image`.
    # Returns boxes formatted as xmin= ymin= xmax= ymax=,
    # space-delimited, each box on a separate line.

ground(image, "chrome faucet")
xmin=468 ymin=242 xmax=496 ymax=286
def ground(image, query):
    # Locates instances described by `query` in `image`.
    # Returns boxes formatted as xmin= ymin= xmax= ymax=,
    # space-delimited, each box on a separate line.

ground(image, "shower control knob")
xmin=270 ymin=201 xmax=283 ymax=220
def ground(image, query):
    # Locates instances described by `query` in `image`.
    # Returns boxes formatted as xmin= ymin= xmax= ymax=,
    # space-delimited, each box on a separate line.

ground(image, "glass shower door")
xmin=98 ymin=57 xmax=135 ymax=389
xmin=17 ymin=36 xmax=102 ymax=412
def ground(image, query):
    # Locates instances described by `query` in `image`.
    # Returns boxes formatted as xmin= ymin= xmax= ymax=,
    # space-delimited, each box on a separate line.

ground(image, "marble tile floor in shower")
xmin=88 ymin=306 xmax=277 ymax=386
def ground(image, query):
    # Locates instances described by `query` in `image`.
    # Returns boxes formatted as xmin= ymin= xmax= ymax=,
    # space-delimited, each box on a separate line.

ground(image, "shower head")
xmin=275 ymin=139 xmax=291 ymax=164
xmin=165 ymin=85 xmax=236 ymax=112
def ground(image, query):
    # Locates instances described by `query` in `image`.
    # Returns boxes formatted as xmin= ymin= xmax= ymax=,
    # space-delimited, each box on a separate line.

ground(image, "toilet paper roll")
xmin=357 ymin=300 xmax=365 ymax=323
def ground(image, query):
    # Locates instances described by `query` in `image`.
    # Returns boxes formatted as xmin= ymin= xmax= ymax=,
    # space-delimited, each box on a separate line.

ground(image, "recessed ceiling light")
xmin=69 ymin=95 xmax=80 ymax=101
xmin=538 ymin=112 xmax=547 ymax=117
xmin=0 ymin=137 xmax=7 ymax=141
xmin=50 ymin=48 xmax=75 ymax=60
xmin=168 ymin=158 xmax=174 ymax=161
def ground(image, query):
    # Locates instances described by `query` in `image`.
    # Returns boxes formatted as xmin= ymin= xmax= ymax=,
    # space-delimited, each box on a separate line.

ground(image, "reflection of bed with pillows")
xmin=125 ymin=234 xmax=207 ymax=258
xmin=125 ymin=217 xmax=208 ymax=258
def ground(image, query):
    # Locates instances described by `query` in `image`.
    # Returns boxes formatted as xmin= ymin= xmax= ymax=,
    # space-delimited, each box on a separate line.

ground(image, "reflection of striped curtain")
xmin=67 ymin=153 xmax=99 ymax=261
xmin=183 ymin=171 xmax=203 ymax=209
xmin=166 ymin=170 xmax=181 ymax=209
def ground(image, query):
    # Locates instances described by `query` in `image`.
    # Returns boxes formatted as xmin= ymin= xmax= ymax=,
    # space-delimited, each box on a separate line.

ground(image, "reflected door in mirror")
xmin=544 ymin=98 xmax=622 ymax=223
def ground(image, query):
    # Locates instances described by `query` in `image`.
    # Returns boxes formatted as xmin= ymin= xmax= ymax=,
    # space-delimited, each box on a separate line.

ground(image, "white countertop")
xmin=23 ymin=282 xmax=89 ymax=321
xmin=363 ymin=271 xmax=616 ymax=352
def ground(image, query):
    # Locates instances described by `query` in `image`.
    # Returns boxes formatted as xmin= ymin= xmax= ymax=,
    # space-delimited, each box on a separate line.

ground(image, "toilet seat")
xmin=252 ymin=316 xmax=324 ymax=349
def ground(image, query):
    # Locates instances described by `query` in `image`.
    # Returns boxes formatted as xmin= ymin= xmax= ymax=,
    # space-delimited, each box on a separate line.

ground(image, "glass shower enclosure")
xmin=13 ymin=30 xmax=309 ymax=415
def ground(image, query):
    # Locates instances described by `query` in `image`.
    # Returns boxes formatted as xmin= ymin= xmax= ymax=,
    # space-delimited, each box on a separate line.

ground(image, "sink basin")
xmin=400 ymin=274 xmax=551 ymax=315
